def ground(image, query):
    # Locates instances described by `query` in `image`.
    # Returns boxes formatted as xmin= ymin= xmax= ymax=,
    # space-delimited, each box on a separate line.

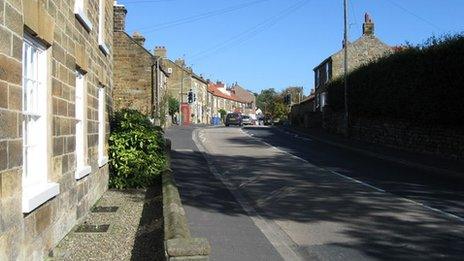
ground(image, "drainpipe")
xmin=151 ymin=61 xmax=155 ymax=119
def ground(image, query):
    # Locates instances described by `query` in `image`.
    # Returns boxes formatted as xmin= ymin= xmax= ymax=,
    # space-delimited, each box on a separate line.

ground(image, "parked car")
xmin=225 ymin=113 xmax=242 ymax=127
xmin=242 ymin=115 xmax=253 ymax=125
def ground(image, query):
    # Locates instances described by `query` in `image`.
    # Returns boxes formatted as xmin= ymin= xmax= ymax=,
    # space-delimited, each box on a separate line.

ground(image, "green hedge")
xmin=328 ymin=34 xmax=464 ymax=127
xmin=109 ymin=109 xmax=167 ymax=189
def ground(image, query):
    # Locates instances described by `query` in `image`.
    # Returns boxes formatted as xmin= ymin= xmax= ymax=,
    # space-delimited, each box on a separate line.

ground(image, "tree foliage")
xmin=328 ymin=34 xmax=464 ymax=127
xmin=168 ymin=96 xmax=180 ymax=116
xmin=109 ymin=109 xmax=167 ymax=189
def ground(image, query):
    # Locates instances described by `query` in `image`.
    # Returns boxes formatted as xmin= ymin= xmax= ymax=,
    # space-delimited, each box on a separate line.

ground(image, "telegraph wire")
xmin=189 ymin=0 xmax=310 ymax=62
xmin=137 ymin=0 xmax=273 ymax=32
xmin=384 ymin=0 xmax=443 ymax=31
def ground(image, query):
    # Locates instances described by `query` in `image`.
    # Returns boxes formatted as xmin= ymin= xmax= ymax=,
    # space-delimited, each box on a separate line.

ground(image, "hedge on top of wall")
xmin=327 ymin=34 xmax=464 ymax=128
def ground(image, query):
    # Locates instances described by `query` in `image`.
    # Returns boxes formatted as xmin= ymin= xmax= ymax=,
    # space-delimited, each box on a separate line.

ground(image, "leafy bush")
xmin=328 ymin=34 xmax=464 ymax=127
xmin=168 ymin=96 xmax=180 ymax=116
xmin=109 ymin=109 xmax=167 ymax=189
xmin=218 ymin=109 xmax=227 ymax=122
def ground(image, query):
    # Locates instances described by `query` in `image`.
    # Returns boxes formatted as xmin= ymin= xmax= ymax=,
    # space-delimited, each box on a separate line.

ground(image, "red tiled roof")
xmin=208 ymin=83 xmax=241 ymax=102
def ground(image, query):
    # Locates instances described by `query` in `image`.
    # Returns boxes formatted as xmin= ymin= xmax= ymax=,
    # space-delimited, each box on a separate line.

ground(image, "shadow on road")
xmin=169 ymin=127 xmax=464 ymax=260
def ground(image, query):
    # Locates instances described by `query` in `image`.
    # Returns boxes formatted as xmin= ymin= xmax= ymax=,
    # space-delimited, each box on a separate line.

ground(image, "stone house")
xmin=113 ymin=3 xmax=170 ymax=124
xmin=0 ymin=0 xmax=113 ymax=259
xmin=208 ymin=81 xmax=254 ymax=121
xmin=190 ymin=74 xmax=208 ymax=124
xmin=159 ymin=54 xmax=208 ymax=124
xmin=313 ymin=13 xmax=392 ymax=111
xmin=230 ymin=82 xmax=256 ymax=115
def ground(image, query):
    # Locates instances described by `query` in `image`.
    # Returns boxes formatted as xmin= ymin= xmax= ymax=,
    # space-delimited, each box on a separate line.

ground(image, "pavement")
xmin=52 ymin=186 xmax=164 ymax=260
xmin=166 ymin=125 xmax=464 ymax=260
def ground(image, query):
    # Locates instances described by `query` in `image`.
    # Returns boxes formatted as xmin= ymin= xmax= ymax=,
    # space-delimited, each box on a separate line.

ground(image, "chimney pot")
xmin=362 ymin=12 xmax=374 ymax=36
xmin=132 ymin=32 xmax=145 ymax=46
xmin=154 ymin=46 xmax=167 ymax=58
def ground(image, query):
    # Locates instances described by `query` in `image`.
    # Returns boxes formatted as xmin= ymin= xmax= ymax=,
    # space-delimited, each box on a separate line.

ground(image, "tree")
xmin=218 ymin=109 xmax=227 ymax=123
xmin=256 ymin=88 xmax=277 ymax=115
xmin=168 ymin=96 xmax=179 ymax=116
xmin=282 ymin=86 xmax=305 ymax=104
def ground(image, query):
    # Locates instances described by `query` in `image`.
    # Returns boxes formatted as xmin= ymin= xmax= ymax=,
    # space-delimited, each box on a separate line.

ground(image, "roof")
xmin=313 ymin=34 xmax=391 ymax=71
xmin=208 ymin=83 xmax=251 ymax=103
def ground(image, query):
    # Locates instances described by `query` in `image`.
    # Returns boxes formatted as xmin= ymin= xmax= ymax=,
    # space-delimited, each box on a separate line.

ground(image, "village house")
xmin=229 ymin=82 xmax=256 ymax=115
xmin=157 ymin=52 xmax=209 ymax=125
xmin=290 ymin=13 xmax=392 ymax=130
xmin=113 ymin=3 xmax=170 ymax=125
xmin=0 ymin=0 xmax=113 ymax=259
xmin=313 ymin=13 xmax=392 ymax=112
xmin=207 ymin=81 xmax=256 ymax=122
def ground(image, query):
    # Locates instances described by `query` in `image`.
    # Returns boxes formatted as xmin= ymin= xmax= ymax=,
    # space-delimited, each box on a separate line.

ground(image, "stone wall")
xmin=322 ymin=111 xmax=464 ymax=161
xmin=350 ymin=117 xmax=464 ymax=160
xmin=113 ymin=31 xmax=154 ymax=115
xmin=0 ymin=0 xmax=113 ymax=259
xmin=290 ymin=98 xmax=322 ymax=129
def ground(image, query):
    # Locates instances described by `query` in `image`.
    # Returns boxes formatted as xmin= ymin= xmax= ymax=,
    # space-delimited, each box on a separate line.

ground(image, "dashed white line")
xmin=242 ymin=129 xmax=464 ymax=224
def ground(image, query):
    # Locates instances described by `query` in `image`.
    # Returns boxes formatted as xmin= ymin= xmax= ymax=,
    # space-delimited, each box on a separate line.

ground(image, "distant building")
xmin=113 ymin=4 xmax=170 ymax=124
xmin=159 ymin=55 xmax=209 ymax=124
xmin=313 ymin=13 xmax=392 ymax=111
xmin=208 ymin=81 xmax=256 ymax=120
xmin=230 ymin=82 xmax=256 ymax=115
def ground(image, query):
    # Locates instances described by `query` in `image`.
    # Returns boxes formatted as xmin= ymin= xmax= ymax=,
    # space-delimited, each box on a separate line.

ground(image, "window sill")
xmin=75 ymin=9 xmax=93 ymax=32
xmin=99 ymin=42 xmax=110 ymax=56
xmin=98 ymin=156 xmax=108 ymax=167
xmin=22 ymin=182 xmax=60 ymax=213
xmin=75 ymin=165 xmax=92 ymax=180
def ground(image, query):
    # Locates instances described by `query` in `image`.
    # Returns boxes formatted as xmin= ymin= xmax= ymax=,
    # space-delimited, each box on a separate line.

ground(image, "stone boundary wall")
xmin=323 ymin=111 xmax=464 ymax=161
xmin=163 ymin=139 xmax=211 ymax=261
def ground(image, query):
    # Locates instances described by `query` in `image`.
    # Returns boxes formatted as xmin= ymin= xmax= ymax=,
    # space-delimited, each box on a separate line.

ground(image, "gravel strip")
xmin=52 ymin=182 xmax=164 ymax=261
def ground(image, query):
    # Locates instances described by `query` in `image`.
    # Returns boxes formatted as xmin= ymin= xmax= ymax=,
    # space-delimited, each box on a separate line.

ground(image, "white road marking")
xmin=241 ymin=129 xmax=464 ymax=223
xmin=193 ymin=129 xmax=304 ymax=261
xmin=174 ymin=149 xmax=194 ymax=152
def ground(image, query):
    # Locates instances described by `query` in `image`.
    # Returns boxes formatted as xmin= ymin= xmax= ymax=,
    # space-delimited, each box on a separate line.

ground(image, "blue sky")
xmin=119 ymin=0 xmax=464 ymax=94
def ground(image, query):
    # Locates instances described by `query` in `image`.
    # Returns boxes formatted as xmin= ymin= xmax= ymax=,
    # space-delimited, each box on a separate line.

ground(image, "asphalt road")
xmin=165 ymin=126 xmax=283 ymax=261
xmin=167 ymin=125 xmax=464 ymax=260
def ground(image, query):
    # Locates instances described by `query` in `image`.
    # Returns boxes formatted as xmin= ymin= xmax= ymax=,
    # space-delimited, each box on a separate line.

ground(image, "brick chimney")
xmin=154 ymin=46 xmax=167 ymax=58
xmin=362 ymin=12 xmax=374 ymax=36
xmin=132 ymin=32 xmax=145 ymax=46
xmin=113 ymin=1 xmax=127 ymax=32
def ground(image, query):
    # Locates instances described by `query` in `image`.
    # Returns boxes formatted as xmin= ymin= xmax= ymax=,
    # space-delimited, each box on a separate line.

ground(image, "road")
xmin=166 ymin=125 xmax=464 ymax=260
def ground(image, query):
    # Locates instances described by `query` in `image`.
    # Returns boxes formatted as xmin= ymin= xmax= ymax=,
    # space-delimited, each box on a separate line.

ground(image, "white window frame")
xmin=75 ymin=70 xmax=91 ymax=179
xmin=74 ymin=0 xmax=93 ymax=32
xmin=98 ymin=0 xmax=109 ymax=55
xmin=22 ymin=34 xmax=59 ymax=213
xmin=98 ymin=85 xmax=108 ymax=167
xmin=320 ymin=92 xmax=327 ymax=109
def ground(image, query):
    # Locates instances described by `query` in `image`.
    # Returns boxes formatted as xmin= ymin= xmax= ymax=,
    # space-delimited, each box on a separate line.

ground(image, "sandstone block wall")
xmin=322 ymin=110 xmax=464 ymax=161
xmin=0 ymin=0 xmax=113 ymax=259
xmin=113 ymin=31 xmax=153 ymax=115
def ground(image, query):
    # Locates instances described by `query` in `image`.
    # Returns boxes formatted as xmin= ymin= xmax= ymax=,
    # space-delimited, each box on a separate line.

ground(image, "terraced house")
xmin=0 ymin=0 xmax=113 ymax=259
xmin=113 ymin=2 xmax=170 ymax=124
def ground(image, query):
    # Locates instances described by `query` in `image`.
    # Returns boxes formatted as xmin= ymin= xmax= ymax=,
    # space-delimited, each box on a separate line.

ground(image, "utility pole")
xmin=343 ymin=0 xmax=349 ymax=135
xmin=180 ymin=69 xmax=184 ymax=125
